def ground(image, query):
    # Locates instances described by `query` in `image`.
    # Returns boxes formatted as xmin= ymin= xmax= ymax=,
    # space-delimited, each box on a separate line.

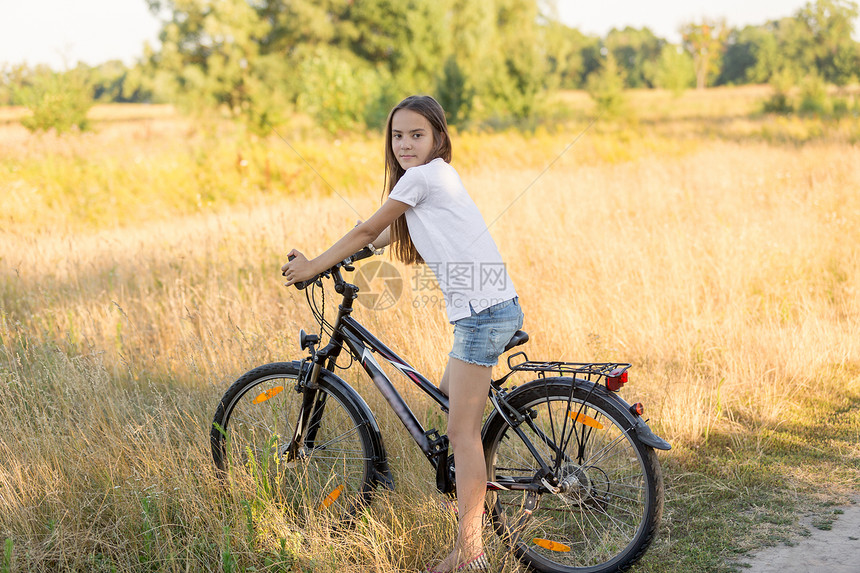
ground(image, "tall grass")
xmin=1 ymin=93 xmax=859 ymax=571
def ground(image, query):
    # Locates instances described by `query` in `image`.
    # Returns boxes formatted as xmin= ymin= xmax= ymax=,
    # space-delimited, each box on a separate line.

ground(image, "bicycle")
xmin=211 ymin=247 xmax=671 ymax=573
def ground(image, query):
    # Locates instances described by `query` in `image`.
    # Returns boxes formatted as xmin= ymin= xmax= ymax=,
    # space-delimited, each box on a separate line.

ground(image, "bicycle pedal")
xmin=435 ymin=450 xmax=455 ymax=495
xmin=424 ymin=429 xmax=448 ymax=454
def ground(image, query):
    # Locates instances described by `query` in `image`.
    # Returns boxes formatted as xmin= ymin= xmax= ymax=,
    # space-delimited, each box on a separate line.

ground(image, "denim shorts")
xmin=449 ymin=297 xmax=524 ymax=367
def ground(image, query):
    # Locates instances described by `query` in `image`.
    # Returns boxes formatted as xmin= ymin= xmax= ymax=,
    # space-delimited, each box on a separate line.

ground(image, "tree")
xmin=440 ymin=0 xmax=547 ymax=122
xmin=681 ymin=20 xmax=729 ymax=89
xmin=293 ymin=46 xmax=383 ymax=132
xmin=0 ymin=64 xmax=36 ymax=105
xmin=762 ymin=68 xmax=795 ymax=113
xmin=652 ymin=44 xmax=695 ymax=94
xmin=146 ymin=0 xmax=285 ymax=131
xmin=436 ymin=56 xmax=472 ymax=125
xmin=17 ymin=67 xmax=93 ymax=133
xmin=718 ymin=25 xmax=780 ymax=85
xmin=255 ymin=0 xmax=353 ymax=52
xmin=542 ymin=20 xmax=594 ymax=90
xmin=83 ymin=60 xmax=152 ymax=103
xmin=605 ymin=27 xmax=664 ymax=88
xmin=434 ymin=0 xmax=495 ymax=123
xmin=586 ymin=51 xmax=629 ymax=119
xmin=794 ymin=0 xmax=859 ymax=85
xmin=744 ymin=25 xmax=782 ymax=84
xmin=143 ymin=0 xmax=557 ymax=130
xmin=346 ymin=0 xmax=448 ymax=92
xmin=774 ymin=15 xmax=818 ymax=81
xmin=488 ymin=0 xmax=546 ymax=119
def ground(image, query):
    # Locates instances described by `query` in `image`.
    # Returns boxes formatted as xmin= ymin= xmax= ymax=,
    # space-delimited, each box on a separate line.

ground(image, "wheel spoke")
xmin=484 ymin=380 xmax=662 ymax=571
xmin=211 ymin=368 xmax=378 ymax=523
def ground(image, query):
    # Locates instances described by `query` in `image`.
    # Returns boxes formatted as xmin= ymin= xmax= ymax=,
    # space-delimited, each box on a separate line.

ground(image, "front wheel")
xmin=482 ymin=379 xmax=664 ymax=573
xmin=211 ymin=362 xmax=380 ymax=522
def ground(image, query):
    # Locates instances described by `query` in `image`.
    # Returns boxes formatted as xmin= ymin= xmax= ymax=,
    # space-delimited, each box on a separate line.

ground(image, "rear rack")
xmin=493 ymin=351 xmax=631 ymax=388
xmin=510 ymin=360 xmax=631 ymax=378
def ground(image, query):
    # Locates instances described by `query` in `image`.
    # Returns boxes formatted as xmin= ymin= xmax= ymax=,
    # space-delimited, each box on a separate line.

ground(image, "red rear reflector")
xmin=630 ymin=402 xmax=644 ymax=416
xmin=606 ymin=369 xmax=628 ymax=392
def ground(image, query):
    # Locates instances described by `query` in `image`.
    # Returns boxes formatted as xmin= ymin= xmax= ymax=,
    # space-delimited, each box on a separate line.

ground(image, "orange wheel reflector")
xmin=252 ymin=386 xmax=284 ymax=404
xmin=568 ymin=412 xmax=604 ymax=429
xmin=319 ymin=484 xmax=344 ymax=510
xmin=533 ymin=538 xmax=571 ymax=552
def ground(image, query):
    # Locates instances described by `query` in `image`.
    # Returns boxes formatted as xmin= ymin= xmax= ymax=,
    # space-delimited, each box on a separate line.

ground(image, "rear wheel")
xmin=482 ymin=379 xmax=663 ymax=573
xmin=211 ymin=362 xmax=379 ymax=521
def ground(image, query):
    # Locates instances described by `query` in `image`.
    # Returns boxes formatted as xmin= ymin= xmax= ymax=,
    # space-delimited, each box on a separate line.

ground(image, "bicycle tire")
xmin=211 ymin=362 xmax=380 ymax=521
xmin=482 ymin=378 xmax=664 ymax=573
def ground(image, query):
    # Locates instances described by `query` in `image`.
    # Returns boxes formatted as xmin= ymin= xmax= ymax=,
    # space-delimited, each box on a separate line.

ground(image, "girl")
xmin=282 ymin=95 xmax=523 ymax=573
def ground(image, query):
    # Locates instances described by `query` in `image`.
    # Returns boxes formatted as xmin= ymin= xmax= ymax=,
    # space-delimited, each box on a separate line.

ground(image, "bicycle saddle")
xmin=503 ymin=330 xmax=529 ymax=353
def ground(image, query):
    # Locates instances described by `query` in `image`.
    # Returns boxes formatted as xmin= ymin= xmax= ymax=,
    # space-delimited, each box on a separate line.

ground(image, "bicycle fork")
xmin=285 ymin=326 xmax=346 ymax=461
xmin=283 ymin=359 xmax=323 ymax=461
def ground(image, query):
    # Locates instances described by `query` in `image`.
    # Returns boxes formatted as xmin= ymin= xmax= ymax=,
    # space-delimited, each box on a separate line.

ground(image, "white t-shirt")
xmin=389 ymin=158 xmax=518 ymax=322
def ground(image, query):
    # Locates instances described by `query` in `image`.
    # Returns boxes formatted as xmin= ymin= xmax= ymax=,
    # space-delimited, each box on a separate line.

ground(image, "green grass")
xmin=639 ymin=383 xmax=860 ymax=572
xmin=1 ymin=89 xmax=859 ymax=571
xmin=1 ymin=328 xmax=856 ymax=572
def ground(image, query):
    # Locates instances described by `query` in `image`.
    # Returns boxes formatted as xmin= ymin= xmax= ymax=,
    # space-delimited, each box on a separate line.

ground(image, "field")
xmin=1 ymin=86 xmax=859 ymax=572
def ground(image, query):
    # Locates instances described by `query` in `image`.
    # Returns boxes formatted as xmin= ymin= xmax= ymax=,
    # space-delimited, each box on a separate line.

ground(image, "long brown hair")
xmin=383 ymin=95 xmax=452 ymax=265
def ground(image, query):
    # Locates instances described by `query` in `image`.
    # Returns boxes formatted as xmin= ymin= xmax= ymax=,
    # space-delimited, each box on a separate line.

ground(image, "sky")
xmin=556 ymin=0 xmax=814 ymax=43
xmin=0 ymin=0 xmax=825 ymax=70
xmin=0 ymin=0 xmax=161 ymax=69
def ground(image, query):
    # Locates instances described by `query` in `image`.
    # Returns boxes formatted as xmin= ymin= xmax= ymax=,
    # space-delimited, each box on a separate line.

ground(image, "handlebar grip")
xmin=294 ymin=278 xmax=316 ymax=290
xmin=287 ymin=254 xmax=318 ymax=290
xmin=352 ymin=246 xmax=375 ymax=262
xmin=286 ymin=246 xmax=376 ymax=290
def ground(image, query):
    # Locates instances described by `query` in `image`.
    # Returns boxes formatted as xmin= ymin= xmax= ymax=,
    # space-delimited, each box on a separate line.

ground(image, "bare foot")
xmin=426 ymin=548 xmax=486 ymax=572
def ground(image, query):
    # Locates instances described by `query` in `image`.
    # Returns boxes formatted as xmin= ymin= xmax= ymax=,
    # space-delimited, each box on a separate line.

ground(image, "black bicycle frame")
xmin=313 ymin=278 xmax=450 ymax=465
xmin=344 ymin=316 xmax=447 ymax=446
xmin=297 ymin=275 xmax=556 ymax=495
xmin=281 ymin=250 xmax=669 ymax=511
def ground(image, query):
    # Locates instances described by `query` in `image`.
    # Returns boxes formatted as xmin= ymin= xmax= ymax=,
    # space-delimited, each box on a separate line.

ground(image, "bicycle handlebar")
xmin=288 ymin=246 xmax=375 ymax=290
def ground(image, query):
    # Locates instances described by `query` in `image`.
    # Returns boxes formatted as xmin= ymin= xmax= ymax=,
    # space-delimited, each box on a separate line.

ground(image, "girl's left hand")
xmin=281 ymin=249 xmax=316 ymax=286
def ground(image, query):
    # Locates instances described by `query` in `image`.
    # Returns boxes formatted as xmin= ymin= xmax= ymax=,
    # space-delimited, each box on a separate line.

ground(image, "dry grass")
xmin=1 ymin=92 xmax=859 ymax=571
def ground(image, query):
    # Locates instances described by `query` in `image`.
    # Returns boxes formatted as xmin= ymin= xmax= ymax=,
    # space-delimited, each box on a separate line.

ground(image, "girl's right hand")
xmin=281 ymin=249 xmax=316 ymax=286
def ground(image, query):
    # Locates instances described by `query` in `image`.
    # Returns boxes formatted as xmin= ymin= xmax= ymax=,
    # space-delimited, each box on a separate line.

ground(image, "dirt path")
xmin=741 ymin=498 xmax=860 ymax=572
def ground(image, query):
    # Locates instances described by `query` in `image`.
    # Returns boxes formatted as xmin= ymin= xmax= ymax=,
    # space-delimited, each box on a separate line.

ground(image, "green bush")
xmin=436 ymin=56 xmax=474 ymax=126
xmin=18 ymin=70 xmax=93 ymax=134
xmin=762 ymin=70 xmax=795 ymax=114
xmin=295 ymin=47 xmax=386 ymax=134
xmin=586 ymin=52 xmax=630 ymax=120
xmin=651 ymin=44 xmax=695 ymax=95
xmin=798 ymin=73 xmax=831 ymax=116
